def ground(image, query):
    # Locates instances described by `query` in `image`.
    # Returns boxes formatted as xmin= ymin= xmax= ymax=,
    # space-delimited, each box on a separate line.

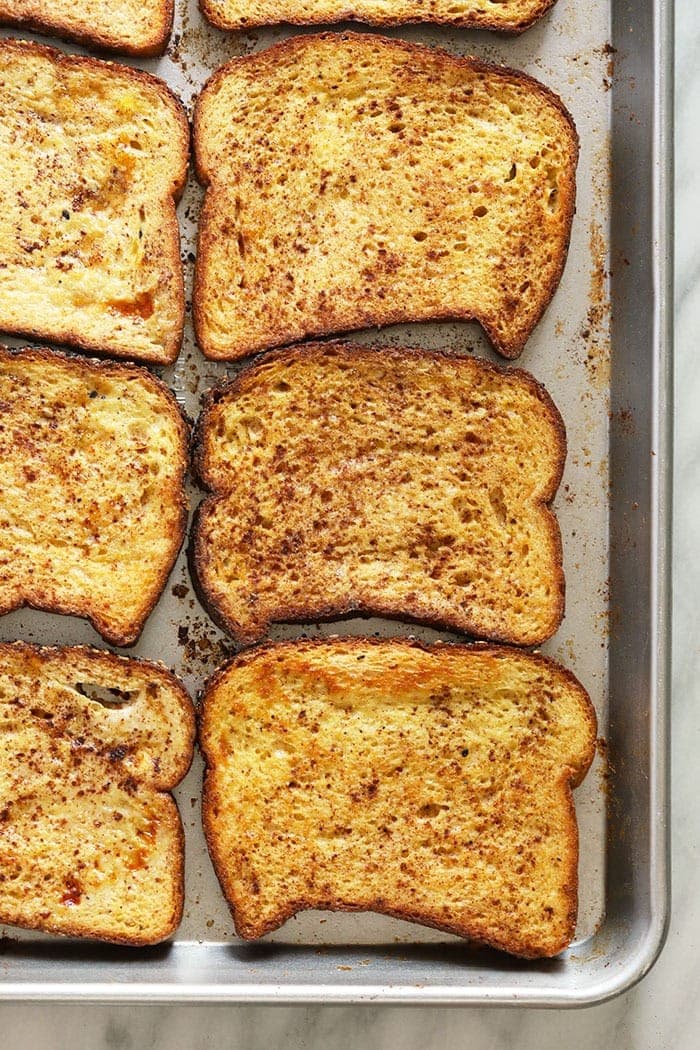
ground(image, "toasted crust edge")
xmin=192 ymin=31 xmax=579 ymax=362
xmin=190 ymin=341 xmax=566 ymax=647
xmin=0 ymin=641 xmax=195 ymax=945
xmin=199 ymin=0 xmax=557 ymax=35
xmin=199 ymin=637 xmax=597 ymax=958
xmin=0 ymin=2 xmax=174 ymax=56
xmin=0 ymin=345 xmax=190 ymax=647
xmin=0 ymin=39 xmax=190 ymax=364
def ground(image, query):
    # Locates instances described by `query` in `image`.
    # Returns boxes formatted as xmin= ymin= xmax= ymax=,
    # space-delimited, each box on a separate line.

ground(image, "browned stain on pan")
xmin=582 ymin=219 xmax=611 ymax=391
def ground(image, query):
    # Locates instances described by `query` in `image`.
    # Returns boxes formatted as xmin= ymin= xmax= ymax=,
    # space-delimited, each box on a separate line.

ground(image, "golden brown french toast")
xmin=0 ymin=346 xmax=188 ymax=646
xmin=0 ymin=642 xmax=194 ymax=945
xmin=193 ymin=342 xmax=565 ymax=646
xmin=193 ymin=33 xmax=578 ymax=361
xmin=200 ymin=638 xmax=596 ymax=958
xmin=0 ymin=0 xmax=173 ymax=56
xmin=201 ymin=0 xmax=556 ymax=33
xmin=0 ymin=40 xmax=188 ymax=363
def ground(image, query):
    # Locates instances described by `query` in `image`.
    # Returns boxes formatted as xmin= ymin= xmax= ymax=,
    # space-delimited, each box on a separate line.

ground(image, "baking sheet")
xmin=0 ymin=0 xmax=672 ymax=1004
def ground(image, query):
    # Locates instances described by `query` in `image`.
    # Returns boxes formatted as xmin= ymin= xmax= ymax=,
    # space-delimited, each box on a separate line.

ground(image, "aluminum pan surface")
xmin=0 ymin=0 xmax=672 ymax=1004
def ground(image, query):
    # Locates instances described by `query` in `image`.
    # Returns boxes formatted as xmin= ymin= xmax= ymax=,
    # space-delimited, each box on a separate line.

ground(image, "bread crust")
xmin=200 ymin=637 xmax=597 ymax=958
xmin=193 ymin=32 xmax=579 ymax=362
xmin=191 ymin=341 xmax=566 ymax=647
xmin=0 ymin=642 xmax=195 ymax=945
xmin=0 ymin=1 xmax=174 ymax=56
xmin=200 ymin=0 xmax=556 ymax=34
xmin=0 ymin=345 xmax=189 ymax=646
xmin=0 ymin=39 xmax=190 ymax=364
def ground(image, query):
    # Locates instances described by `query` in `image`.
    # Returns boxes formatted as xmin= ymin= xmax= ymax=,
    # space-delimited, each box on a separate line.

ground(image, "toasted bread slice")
xmin=0 ymin=346 xmax=188 ymax=646
xmin=193 ymin=342 xmax=565 ymax=647
xmin=0 ymin=0 xmax=173 ymax=55
xmin=0 ymin=642 xmax=194 ymax=945
xmin=193 ymin=33 xmax=578 ymax=361
xmin=200 ymin=638 xmax=596 ymax=958
xmin=201 ymin=0 xmax=555 ymax=33
xmin=0 ymin=40 xmax=188 ymax=364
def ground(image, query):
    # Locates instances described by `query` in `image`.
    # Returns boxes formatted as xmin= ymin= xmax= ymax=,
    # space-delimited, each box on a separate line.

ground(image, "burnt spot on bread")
xmin=108 ymin=744 xmax=129 ymax=762
xmin=60 ymin=876 xmax=82 ymax=907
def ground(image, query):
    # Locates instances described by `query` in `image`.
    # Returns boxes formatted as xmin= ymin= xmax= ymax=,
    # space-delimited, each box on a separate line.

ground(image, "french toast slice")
xmin=193 ymin=32 xmax=578 ymax=361
xmin=0 ymin=642 xmax=194 ymax=945
xmin=201 ymin=0 xmax=556 ymax=33
xmin=193 ymin=342 xmax=565 ymax=647
xmin=0 ymin=346 xmax=188 ymax=646
xmin=0 ymin=0 xmax=173 ymax=55
xmin=0 ymin=40 xmax=188 ymax=364
xmin=200 ymin=638 xmax=597 ymax=958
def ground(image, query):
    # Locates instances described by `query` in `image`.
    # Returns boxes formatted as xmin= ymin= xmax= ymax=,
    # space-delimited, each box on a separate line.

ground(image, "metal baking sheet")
xmin=0 ymin=0 xmax=671 ymax=1005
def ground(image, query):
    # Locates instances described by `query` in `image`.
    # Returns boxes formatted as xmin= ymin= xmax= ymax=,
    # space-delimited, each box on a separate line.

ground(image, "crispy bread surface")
xmin=193 ymin=342 xmax=566 ymax=646
xmin=0 ymin=643 xmax=194 ymax=944
xmin=0 ymin=40 xmax=188 ymax=363
xmin=0 ymin=0 xmax=173 ymax=55
xmin=200 ymin=638 xmax=597 ymax=958
xmin=0 ymin=346 xmax=188 ymax=646
xmin=202 ymin=0 xmax=555 ymax=32
xmin=194 ymin=33 xmax=578 ymax=361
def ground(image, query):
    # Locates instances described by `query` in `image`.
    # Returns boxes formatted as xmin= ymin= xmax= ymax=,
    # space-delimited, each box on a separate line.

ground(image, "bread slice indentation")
xmin=193 ymin=342 xmax=566 ymax=647
xmin=0 ymin=346 xmax=188 ymax=646
xmin=0 ymin=642 xmax=194 ymax=945
xmin=200 ymin=638 xmax=597 ymax=958
xmin=193 ymin=32 xmax=578 ymax=361
xmin=0 ymin=40 xmax=188 ymax=363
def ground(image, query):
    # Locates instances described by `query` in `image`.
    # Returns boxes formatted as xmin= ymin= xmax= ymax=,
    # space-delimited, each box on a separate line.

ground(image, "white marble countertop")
xmin=0 ymin=3 xmax=694 ymax=1046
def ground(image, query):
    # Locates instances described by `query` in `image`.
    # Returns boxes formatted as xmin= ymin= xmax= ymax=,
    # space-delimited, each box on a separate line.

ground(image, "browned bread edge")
xmin=0 ymin=3 xmax=174 ymax=56
xmin=200 ymin=0 xmax=556 ymax=34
